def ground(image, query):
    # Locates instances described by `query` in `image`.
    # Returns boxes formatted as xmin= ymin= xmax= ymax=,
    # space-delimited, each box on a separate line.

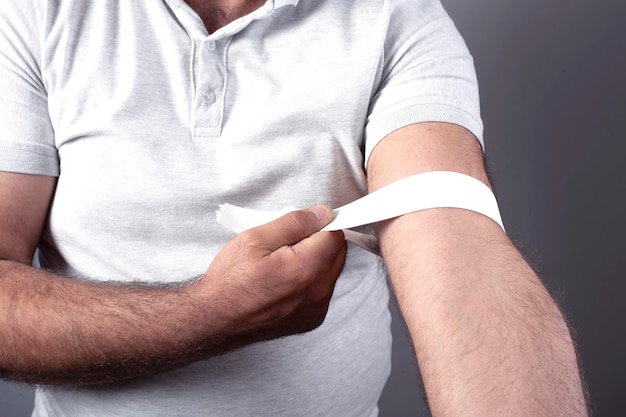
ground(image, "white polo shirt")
xmin=0 ymin=0 xmax=483 ymax=416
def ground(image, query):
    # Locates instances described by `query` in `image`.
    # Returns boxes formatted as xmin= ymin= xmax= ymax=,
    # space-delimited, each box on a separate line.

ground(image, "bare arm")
xmin=367 ymin=123 xmax=587 ymax=416
xmin=0 ymin=172 xmax=346 ymax=386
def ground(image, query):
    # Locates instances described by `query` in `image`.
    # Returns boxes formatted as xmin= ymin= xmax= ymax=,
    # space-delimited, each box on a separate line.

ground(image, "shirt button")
xmin=207 ymin=41 xmax=216 ymax=51
xmin=202 ymin=91 xmax=216 ymax=105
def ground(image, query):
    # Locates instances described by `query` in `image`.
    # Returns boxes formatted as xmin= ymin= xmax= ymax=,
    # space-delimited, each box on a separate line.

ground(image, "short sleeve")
xmin=364 ymin=0 xmax=483 ymax=165
xmin=0 ymin=1 xmax=59 ymax=176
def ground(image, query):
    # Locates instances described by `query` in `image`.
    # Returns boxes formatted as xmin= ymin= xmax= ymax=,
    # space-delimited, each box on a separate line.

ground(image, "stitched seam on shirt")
xmin=0 ymin=143 xmax=57 ymax=156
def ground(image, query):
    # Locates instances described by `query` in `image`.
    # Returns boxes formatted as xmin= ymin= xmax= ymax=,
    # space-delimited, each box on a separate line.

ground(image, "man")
xmin=0 ymin=0 xmax=587 ymax=416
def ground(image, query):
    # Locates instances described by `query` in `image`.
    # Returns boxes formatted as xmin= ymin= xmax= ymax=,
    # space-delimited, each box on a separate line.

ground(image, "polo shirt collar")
xmin=163 ymin=0 xmax=299 ymax=39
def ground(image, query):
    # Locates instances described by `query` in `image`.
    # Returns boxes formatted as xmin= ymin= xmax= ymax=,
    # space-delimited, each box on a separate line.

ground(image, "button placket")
xmin=192 ymin=37 xmax=227 ymax=138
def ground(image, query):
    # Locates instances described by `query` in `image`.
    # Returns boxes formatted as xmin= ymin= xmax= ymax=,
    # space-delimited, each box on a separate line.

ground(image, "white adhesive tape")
xmin=216 ymin=171 xmax=505 ymax=255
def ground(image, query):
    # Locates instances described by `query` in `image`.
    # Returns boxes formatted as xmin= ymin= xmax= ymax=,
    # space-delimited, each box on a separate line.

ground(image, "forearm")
xmin=0 ymin=206 xmax=345 ymax=387
xmin=0 ymin=260 xmax=221 ymax=386
xmin=377 ymin=210 xmax=588 ymax=416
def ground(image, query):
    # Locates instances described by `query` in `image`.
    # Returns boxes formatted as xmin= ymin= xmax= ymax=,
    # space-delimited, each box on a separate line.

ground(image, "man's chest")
xmin=41 ymin=1 xmax=385 ymax=150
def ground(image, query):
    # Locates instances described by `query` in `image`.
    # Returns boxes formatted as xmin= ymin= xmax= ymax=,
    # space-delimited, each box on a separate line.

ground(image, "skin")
xmin=0 ymin=0 xmax=588 ymax=414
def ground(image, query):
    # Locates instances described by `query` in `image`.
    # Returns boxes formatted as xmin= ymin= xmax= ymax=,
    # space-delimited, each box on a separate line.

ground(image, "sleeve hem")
xmin=0 ymin=143 xmax=60 ymax=176
xmin=364 ymin=103 xmax=485 ymax=169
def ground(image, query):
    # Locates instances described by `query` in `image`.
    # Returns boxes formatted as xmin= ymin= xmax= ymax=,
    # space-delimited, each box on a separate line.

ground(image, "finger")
xmin=290 ymin=229 xmax=346 ymax=267
xmin=245 ymin=205 xmax=335 ymax=253
xmin=272 ymin=229 xmax=346 ymax=288
xmin=301 ymin=231 xmax=348 ymax=302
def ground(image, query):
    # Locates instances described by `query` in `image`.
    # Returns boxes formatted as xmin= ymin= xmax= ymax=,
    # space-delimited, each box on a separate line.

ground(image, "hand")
xmin=199 ymin=205 xmax=347 ymax=343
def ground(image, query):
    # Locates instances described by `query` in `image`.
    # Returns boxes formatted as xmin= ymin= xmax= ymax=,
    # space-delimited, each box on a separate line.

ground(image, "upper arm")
xmin=0 ymin=172 xmax=56 ymax=264
xmin=366 ymin=122 xmax=507 ymax=281
xmin=365 ymin=122 xmax=512 ymax=346
xmin=367 ymin=122 xmax=490 ymax=193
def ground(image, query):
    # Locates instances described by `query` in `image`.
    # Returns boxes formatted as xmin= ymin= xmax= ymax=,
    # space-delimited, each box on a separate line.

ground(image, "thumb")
xmin=245 ymin=205 xmax=335 ymax=252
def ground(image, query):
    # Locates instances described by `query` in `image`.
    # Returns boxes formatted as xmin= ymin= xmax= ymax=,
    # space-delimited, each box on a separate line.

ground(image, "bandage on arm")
xmin=216 ymin=171 xmax=505 ymax=255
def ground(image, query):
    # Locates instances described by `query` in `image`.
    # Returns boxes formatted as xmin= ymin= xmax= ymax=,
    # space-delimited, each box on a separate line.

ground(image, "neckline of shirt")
xmin=162 ymin=0 xmax=300 ymax=40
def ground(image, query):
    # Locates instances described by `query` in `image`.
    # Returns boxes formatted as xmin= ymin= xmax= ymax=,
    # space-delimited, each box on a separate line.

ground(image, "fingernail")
xmin=310 ymin=205 xmax=330 ymax=221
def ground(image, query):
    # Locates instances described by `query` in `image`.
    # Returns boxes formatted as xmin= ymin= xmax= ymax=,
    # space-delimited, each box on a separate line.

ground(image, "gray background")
xmin=1 ymin=0 xmax=624 ymax=415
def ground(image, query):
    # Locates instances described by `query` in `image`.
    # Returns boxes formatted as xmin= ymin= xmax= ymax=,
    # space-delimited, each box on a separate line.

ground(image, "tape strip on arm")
xmin=216 ymin=171 xmax=504 ymax=255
